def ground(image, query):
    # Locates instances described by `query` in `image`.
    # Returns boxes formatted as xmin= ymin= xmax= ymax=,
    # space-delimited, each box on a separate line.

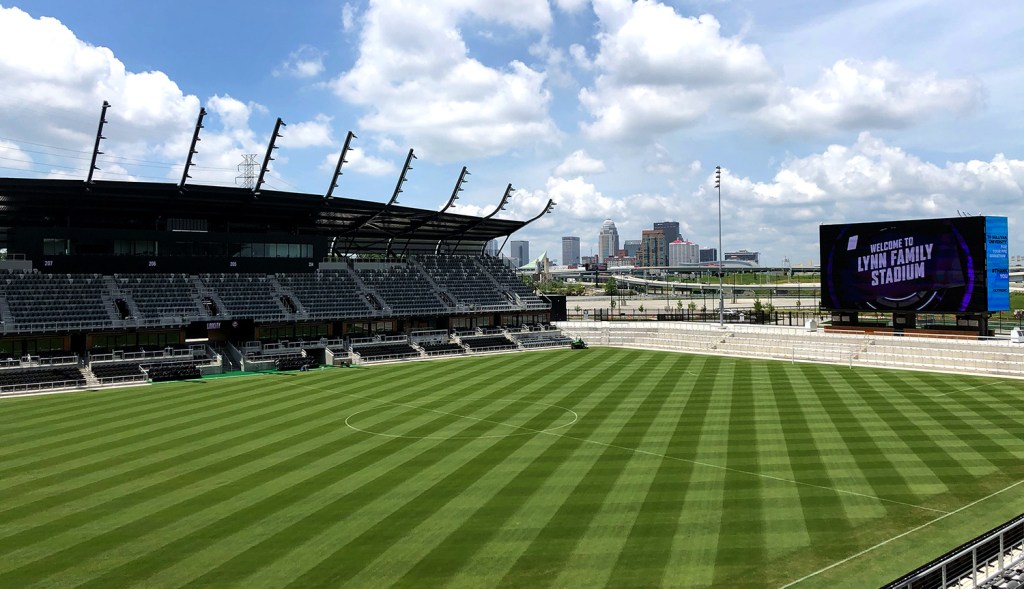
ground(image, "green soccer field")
xmin=3 ymin=348 xmax=1024 ymax=588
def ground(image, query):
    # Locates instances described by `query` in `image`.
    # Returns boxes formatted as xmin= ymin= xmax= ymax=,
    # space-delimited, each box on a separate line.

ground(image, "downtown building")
xmin=561 ymin=236 xmax=580 ymax=266
xmin=598 ymin=220 xmax=619 ymax=262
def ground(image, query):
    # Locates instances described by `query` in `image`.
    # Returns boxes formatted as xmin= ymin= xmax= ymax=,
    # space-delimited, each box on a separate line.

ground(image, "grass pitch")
xmin=3 ymin=348 xmax=1024 ymax=588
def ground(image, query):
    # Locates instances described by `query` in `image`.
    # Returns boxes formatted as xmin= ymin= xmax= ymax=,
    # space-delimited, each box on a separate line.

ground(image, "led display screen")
xmin=820 ymin=216 xmax=1008 ymax=312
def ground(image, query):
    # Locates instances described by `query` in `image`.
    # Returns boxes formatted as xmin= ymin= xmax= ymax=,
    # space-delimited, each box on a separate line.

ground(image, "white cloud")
xmin=579 ymin=1 xmax=774 ymax=140
xmin=330 ymin=0 xmax=559 ymax=161
xmin=758 ymin=59 xmax=984 ymax=136
xmin=0 ymin=6 xmax=201 ymax=147
xmin=280 ymin=114 xmax=334 ymax=149
xmin=319 ymin=147 xmax=397 ymax=176
xmin=692 ymin=133 xmax=1024 ymax=263
xmin=0 ymin=6 xmax=275 ymax=187
xmin=554 ymin=149 xmax=606 ymax=176
xmin=274 ymin=45 xmax=326 ymax=79
xmin=0 ymin=140 xmax=33 ymax=170
xmin=342 ymin=3 xmax=359 ymax=33
xmin=554 ymin=0 xmax=590 ymax=13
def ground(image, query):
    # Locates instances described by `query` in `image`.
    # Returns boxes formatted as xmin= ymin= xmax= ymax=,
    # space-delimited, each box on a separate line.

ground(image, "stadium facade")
xmin=0 ymin=172 xmax=561 ymax=390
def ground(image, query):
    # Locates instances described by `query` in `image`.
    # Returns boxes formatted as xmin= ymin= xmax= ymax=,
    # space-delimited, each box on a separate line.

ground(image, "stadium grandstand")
xmin=0 ymin=116 xmax=573 ymax=396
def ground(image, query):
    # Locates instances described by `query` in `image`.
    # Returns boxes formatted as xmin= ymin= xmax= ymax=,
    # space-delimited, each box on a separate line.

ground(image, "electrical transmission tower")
xmin=236 ymin=154 xmax=258 ymax=189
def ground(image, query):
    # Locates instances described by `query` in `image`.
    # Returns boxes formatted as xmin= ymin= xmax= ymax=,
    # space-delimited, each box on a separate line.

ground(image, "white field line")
xmin=329 ymin=385 xmax=949 ymax=516
xmin=777 ymin=478 xmax=1024 ymax=589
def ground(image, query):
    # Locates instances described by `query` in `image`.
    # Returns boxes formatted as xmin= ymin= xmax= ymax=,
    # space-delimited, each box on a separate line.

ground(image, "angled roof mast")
xmin=325 ymin=131 xmax=356 ymax=199
xmin=394 ymin=165 xmax=469 ymax=257
xmin=447 ymin=182 xmax=513 ymax=255
xmin=85 ymin=100 xmax=110 ymax=185
xmin=179 ymin=107 xmax=207 ymax=191
xmin=253 ymin=117 xmax=286 ymax=198
xmin=496 ymin=198 xmax=556 ymax=258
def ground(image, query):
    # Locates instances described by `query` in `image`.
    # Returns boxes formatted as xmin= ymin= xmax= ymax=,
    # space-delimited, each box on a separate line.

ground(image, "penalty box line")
xmin=322 ymin=384 xmax=949 ymax=517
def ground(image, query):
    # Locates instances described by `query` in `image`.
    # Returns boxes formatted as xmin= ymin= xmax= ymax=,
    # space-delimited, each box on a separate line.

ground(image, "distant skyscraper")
xmin=598 ymin=220 xmax=619 ymax=262
xmin=511 ymin=240 xmax=530 ymax=267
xmin=637 ymin=229 xmax=665 ymax=267
xmin=699 ymin=247 xmax=718 ymax=263
xmin=561 ymin=236 xmax=580 ymax=266
xmin=623 ymin=239 xmax=641 ymax=258
xmin=653 ymin=222 xmax=680 ymax=264
xmin=668 ymin=239 xmax=699 ymax=266
xmin=484 ymin=239 xmax=499 ymax=257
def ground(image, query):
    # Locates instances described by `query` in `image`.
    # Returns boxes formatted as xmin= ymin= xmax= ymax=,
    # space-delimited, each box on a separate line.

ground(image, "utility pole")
xmin=716 ymin=165 xmax=724 ymax=328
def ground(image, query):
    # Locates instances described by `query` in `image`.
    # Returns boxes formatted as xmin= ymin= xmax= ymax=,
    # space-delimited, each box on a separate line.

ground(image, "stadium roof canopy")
xmin=0 ymin=177 xmax=546 ymax=255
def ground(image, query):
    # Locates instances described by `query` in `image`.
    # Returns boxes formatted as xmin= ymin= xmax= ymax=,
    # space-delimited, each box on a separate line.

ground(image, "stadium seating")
xmin=417 ymin=255 xmax=515 ymax=310
xmin=1 ymin=272 xmax=115 ymax=330
xmin=198 ymin=274 xmax=287 ymax=321
xmin=419 ymin=341 xmax=467 ymax=356
xmin=357 ymin=264 xmax=448 ymax=315
xmin=115 ymin=273 xmax=208 ymax=323
xmin=0 ymin=366 xmax=86 ymax=394
xmin=351 ymin=341 xmax=420 ymax=362
xmin=275 ymin=270 xmax=374 ymax=320
xmin=460 ymin=334 xmax=517 ymax=352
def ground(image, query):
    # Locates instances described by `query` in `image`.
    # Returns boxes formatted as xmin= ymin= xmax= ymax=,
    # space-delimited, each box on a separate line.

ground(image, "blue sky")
xmin=1 ymin=0 xmax=1023 ymax=265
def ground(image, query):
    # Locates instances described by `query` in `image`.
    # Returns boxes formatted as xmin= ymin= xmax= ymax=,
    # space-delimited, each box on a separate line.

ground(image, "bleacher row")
xmin=347 ymin=326 xmax=573 ymax=363
xmin=0 ymin=255 xmax=548 ymax=332
xmin=559 ymin=321 xmax=1024 ymax=377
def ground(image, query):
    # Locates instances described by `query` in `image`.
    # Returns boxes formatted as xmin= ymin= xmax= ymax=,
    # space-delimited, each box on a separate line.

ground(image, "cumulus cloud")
xmin=758 ymin=59 xmax=984 ymax=136
xmin=274 ymin=45 xmax=326 ymax=78
xmin=0 ymin=6 xmax=201 ymax=148
xmin=554 ymin=149 xmax=606 ymax=176
xmin=330 ymin=0 xmax=559 ymax=161
xmin=0 ymin=140 xmax=33 ymax=171
xmin=319 ymin=147 xmax=397 ymax=177
xmin=0 ymin=6 xmax=274 ymax=187
xmin=279 ymin=114 xmax=334 ymax=149
xmin=690 ymin=133 xmax=1024 ymax=263
xmin=554 ymin=0 xmax=590 ymax=13
xmin=513 ymin=134 xmax=1024 ymax=265
xmin=579 ymin=1 xmax=774 ymax=140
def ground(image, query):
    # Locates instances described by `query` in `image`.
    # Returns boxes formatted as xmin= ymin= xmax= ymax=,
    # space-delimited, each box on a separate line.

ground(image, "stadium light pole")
xmin=715 ymin=166 xmax=724 ymax=328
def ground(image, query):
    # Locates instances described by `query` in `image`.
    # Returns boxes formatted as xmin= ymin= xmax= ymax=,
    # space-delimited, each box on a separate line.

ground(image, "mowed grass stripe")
xmin=62 ymin=352 xmax=575 ymax=588
xmin=546 ymin=353 xmax=704 ymax=589
xmin=711 ymin=358 xmax=769 ymax=584
xmin=0 ymin=357 xmax=527 ymax=582
xmin=0 ymin=373 xmax=352 ymax=478
xmin=1 ymin=348 xmax=1023 ymax=588
xmin=0 ymin=373 xmax=310 ymax=453
xmin=4 ymin=364 xmax=520 ymax=589
xmin=375 ymin=351 xmax=670 ymax=589
xmin=0 ymin=382 xmax=382 ymax=581
xmin=337 ymin=354 xmax=670 ymax=589
xmin=604 ymin=354 xmax=711 ymax=587
xmin=0 ymin=373 xmax=370 ymax=520
xmin=877 ymin=371 xmax=1011 ymax=481
xmin=815 ymin=367 xmax=936 ymax=510
xmin=749 ymin=361 xmax=813 ymax=562
xmin=186 ymin=353 xmax=599 ymax=588
xmin=482 ymin=353 xmax=671 ymax=588
xmin=889 ymin=371 xmax=1024 ymax=470
xmin=0 ymin=358 xmax=510 ymax=497
xmin=765 ymin=362 xmax=855 ymax=561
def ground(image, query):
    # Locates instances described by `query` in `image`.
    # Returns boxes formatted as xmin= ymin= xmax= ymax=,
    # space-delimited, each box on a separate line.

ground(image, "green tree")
xmin=604 ymin=277 xmax=618 ymax=297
